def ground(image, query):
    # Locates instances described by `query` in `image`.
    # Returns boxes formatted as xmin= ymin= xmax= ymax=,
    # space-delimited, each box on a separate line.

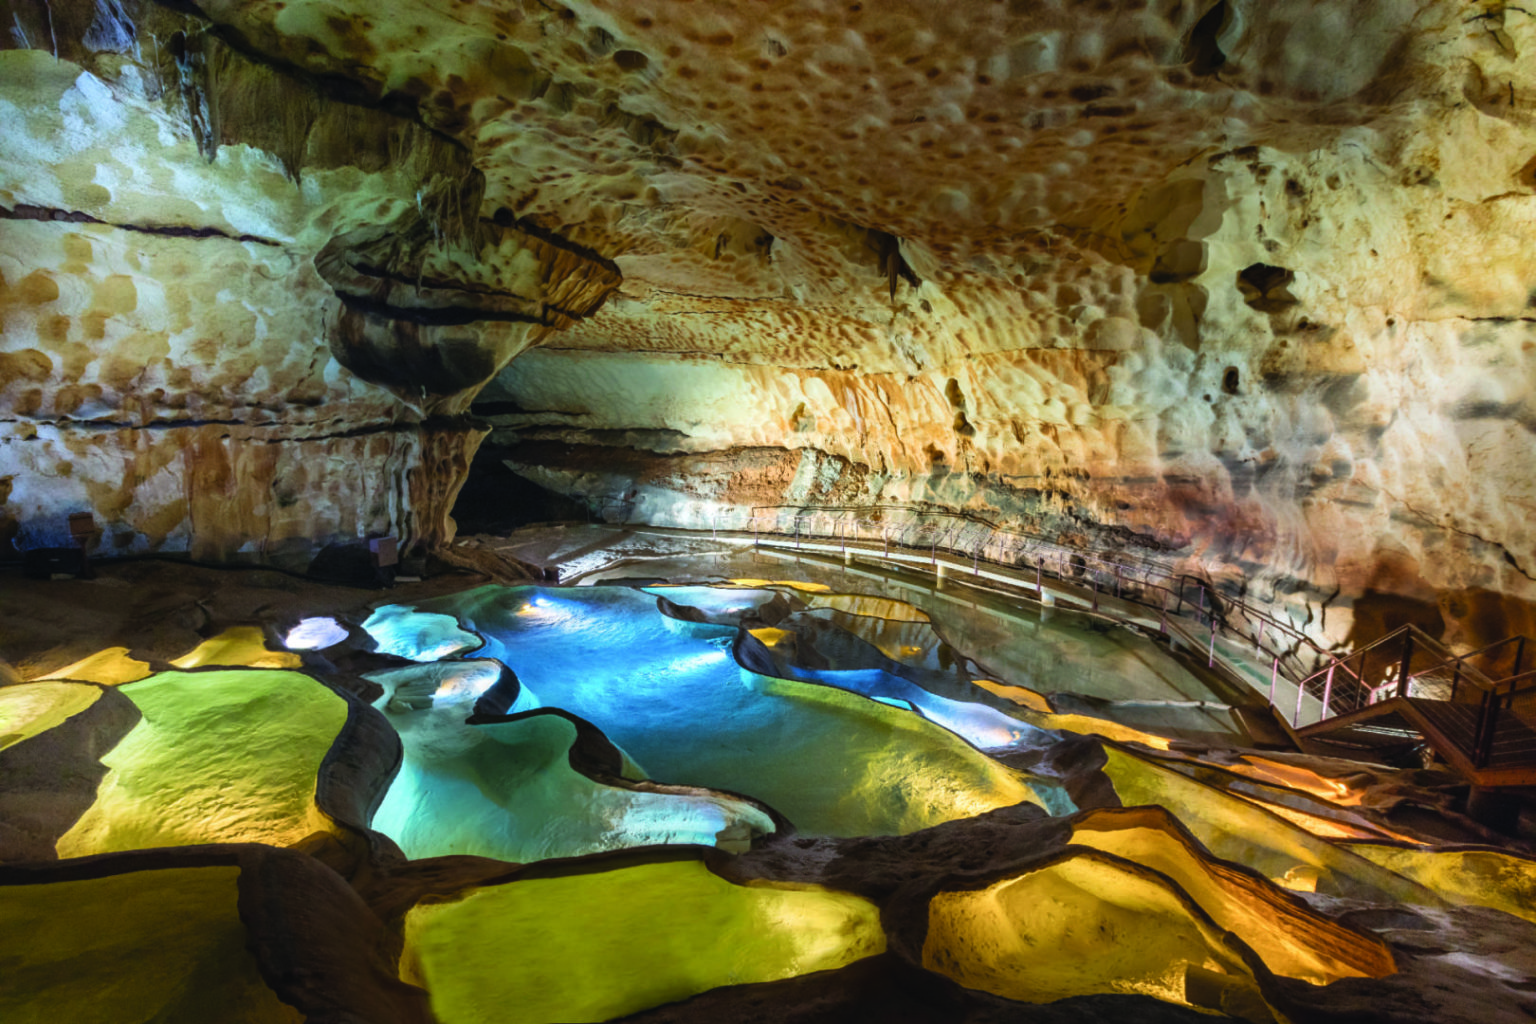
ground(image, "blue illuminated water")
xmin=400 ymin=585 xmax=1063 ymax=837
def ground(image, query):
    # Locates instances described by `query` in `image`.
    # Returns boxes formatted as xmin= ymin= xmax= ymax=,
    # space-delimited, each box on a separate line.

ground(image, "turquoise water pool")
xmin=369 ymin=584 xmax=1066 ymax=845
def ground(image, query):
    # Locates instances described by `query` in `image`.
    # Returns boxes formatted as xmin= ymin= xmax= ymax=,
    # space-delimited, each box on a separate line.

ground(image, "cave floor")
xmin=5 ymin=532 xmax=1536 ymax=1023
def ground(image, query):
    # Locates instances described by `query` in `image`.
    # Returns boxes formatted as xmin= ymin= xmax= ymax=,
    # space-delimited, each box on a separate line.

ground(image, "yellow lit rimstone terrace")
xmin=0 ymin=866 xmax=300 ymax=1024
xmin=1070 ymin=809 xmax=1397 ymax=984
xmin=1343 ymin=843 xmax=1536 ymax=926
xmin=168 ymin=627 xmax=304 ymax=670
xmin=55 ymin=669 xmax=348 ymax=856
xmin=923 ymin=854 xmax=1264 ymax=1014
xmin=400 ymin=859 xmax=886 ymax=1024
xmin=0 ymin=681 xmax=100 ymax=752
xmin=1099 ymin=745 xmax=1438 ymax=902
xmin=34 ymin=646 xmax=151 ymax=685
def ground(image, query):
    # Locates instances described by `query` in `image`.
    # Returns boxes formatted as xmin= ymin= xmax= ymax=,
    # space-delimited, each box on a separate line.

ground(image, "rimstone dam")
xmin=5 ymin=1 xmax=1536 ymax=1021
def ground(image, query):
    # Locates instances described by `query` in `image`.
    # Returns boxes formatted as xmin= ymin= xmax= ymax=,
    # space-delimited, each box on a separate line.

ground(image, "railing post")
xmin=1515 ymin=637 xmax=1527 ymax=679
xmin=1269 ymin=655 xmax=1279 ymax=706
xmin=1450 ymin=662 xmax=1462 ymax=702
xmin=795 ymin=518 xmax=801 ymax=550
xmin=1208 ymin=616 xmax=1217 ymax=668
xmin=1322 ymin=662 xmax=1335 ymax=718
xmin=1295 ymin=671 xmax=1307 ymax=727
xmin=1397 ymin=630 xmax=1415 ymax=699
xmin=1114 ymin=565 xmax=1121 ymax=599
xmin=1036 ymin=560 xmax=1042 ymax=597
xmin=1092 ymin=576 xmax=1099 ymax=612
xmin=1160 ymin=588 xmax=1168 ymax=634
xmin=1474 ymin=688 xmax=1497 ymax=767
xmin=1176 ymin=578 xmax=1185 ymax=614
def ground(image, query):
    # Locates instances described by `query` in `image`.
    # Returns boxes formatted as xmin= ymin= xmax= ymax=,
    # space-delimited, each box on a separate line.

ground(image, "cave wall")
xmin=489 ymin=130 xmax=1536 ymax=642
xmin=2 ymin=0 xmax=1535 ymax=645
xmin=0 ymin=1 xmax=618 ymax=566
xmin=458 ymin=0 xmax=1536 ymax=646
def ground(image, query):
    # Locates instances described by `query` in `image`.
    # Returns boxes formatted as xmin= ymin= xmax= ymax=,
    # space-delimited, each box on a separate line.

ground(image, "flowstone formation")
xmin=3 ymin=562 xmax=1536 ymax=1022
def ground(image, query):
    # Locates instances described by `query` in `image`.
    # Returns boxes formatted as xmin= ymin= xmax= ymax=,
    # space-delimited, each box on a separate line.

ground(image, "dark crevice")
xmin=333 ymin=291 xmax=553 ymax=328
xmin=0 ymin=416 xmax=481 ymax=443
xmin=468 ymin=400 xmax=531 ymax=417
xmin=0 ymin=203 xmax=282 ymax=246
xmin=1236 ymin=263 xmax=1297 ymax=313
xmin=1185 ymin=1 xmax=1230 ymax=77
xmin=345 ymin=261 xmax=536 ymax=305
xmin=1384 ymin=486 xmax=1536 ymax=583
xmin=612 ymin=49 xmax=649 ymax=71
xmin=491 ymin=208 xmax=623 ymax=276
xmin=1 ymin=417 xmax=246 ymax=430
xmin=866 ymin=229 xmax=921 ymax=302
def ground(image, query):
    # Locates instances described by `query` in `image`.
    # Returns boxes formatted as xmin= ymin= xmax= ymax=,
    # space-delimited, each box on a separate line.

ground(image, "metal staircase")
xmin=569 ymin=497 xmax=1536 ymax=786
xmin=1286 ymin=625 xmax=1536 ymax=786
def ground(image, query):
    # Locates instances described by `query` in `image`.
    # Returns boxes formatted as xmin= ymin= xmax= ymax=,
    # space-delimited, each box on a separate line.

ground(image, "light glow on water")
xmin=666 ymin=649 xmax=730 ymax=673
xmin=432 ymin=662 xmax=503 ymax=703
xmin=406 ymin=585 xmax=1062 ymax=836
xmin=283 ymin=617 xmax=348 ymax=651
xmin=362 ymin=605 xmax=482 ymax=661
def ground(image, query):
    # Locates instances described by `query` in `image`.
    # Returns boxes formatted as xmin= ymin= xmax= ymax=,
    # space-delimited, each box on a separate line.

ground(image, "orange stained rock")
xmin=1231 ymin=755 xmax=1367 ymax=807
xmin=976 ymin=682 xmax=1172 ymax=749
xmin=1225 ymin=792 xmax=1413 ymax=843
xmin=1072 ymin=806 xmax=1396 ymax=985
xmin=1151 ymin=754 xmax=1428 ymax=844
xmin=1099 ymin=745 xmax=1442 ymax=904
xmin=728 ymin=578 xmax=832 ymax=593
xmin=972 ymin=679 xmax=1053 ymax=714
xmin=923 ymin=849 xmax=1271 ymax=1018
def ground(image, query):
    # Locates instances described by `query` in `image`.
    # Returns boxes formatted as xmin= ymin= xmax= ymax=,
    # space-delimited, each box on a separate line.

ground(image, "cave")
xmin=4 ymin=2 xmax=1536 ymax=1022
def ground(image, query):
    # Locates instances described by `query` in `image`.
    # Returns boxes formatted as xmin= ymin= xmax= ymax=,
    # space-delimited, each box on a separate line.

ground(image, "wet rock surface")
xmin=2 ymin=554 xmax=1535 ymax=1021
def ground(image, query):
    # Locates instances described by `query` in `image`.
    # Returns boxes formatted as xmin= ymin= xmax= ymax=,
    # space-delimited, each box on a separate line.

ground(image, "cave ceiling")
xmin=2 ymin=0 xmax=1536 ymax=636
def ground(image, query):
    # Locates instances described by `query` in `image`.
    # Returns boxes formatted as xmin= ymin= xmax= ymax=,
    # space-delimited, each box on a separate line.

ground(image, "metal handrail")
xmin=742 ymin=501 xmax=1334 ymax=676
xmin=1285 ymin=621 xmax=1536 ymax=768
xmin=569 ymin=494 xmax=1535 ymax=766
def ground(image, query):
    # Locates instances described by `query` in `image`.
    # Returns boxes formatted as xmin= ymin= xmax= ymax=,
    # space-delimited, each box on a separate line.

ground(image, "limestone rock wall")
xmin=0 ymin=3 xmax=618 ymax=565
xmin=3 ymin=0 xmax=1535 ymax=646
xmin=463 ymin=0 xmax=1536 ymax=647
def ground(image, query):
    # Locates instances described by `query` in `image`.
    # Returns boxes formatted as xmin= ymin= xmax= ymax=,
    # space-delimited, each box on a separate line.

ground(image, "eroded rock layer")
xmin=0 ymin=1 xmax=619 ymax=564
xmin=5 ymin=2 xmax=1536 ymax=630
